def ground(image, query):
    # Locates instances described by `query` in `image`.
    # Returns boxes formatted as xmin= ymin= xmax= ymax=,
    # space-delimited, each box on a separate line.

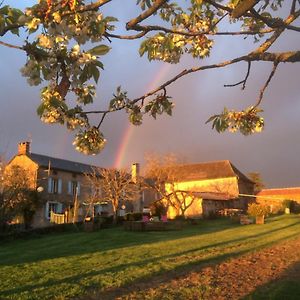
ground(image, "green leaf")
xmin=36 ymin=103 xmax=46 ymax=116
xmin=94 ymin=60 xmax=104 ymax=70
xmin=0 ymin=5 xmax=9 ymax=15
xmin=205 ymin=114 xmax=219 ymax=124
xmin=104 ymin=16 xmax=118 ymax=23
xmin=79 ymin=65 xmax=89 ymax=83
xmin=91 ymin=65 xmax=100 ymax=83
xmin=88 ymin=45 xmax=110 ymax=56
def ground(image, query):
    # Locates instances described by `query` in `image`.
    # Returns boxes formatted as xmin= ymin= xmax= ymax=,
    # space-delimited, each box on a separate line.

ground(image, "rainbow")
xmin=113 ymin=63 xmax=171 ymax=169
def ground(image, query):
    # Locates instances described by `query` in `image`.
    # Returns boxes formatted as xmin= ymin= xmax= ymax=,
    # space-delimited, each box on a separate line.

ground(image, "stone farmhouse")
xmin=157 ymin=160 xmax=255 ymax=219
xmin=6 ymin=142 xmax=255 ymax=227
xmin=6 ymin=142 xmax=108 ymax=228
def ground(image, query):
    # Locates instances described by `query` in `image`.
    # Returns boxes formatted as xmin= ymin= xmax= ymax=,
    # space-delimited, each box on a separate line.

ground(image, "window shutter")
xmin=45 ymin=201 xmax=49 ymax=218
xmin=48 ymin=178 xmax=53 ymax=194
xmin=68 ymin=181 xmax=72 ymax=195
xmin=58 ymin=179 xmax=62 ymax=194
xmin=77 ymin=182 xmax=81 ymax=196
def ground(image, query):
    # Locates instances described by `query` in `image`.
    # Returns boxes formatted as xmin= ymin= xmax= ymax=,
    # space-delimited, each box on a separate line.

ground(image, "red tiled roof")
xmin=257 ymin=188 xmax=300 ymax=201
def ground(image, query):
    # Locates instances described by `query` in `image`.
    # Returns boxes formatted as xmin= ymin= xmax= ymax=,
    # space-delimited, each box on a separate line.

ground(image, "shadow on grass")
xmin=1 ymin=222 xmax=300 ymax=299
xmin=0 ymin=218 xmax=239 ymax=267
xmin=0 ymin=215 xmax=299 ymax=268
xmin=244 ymin=261 xmax=300 ymax=300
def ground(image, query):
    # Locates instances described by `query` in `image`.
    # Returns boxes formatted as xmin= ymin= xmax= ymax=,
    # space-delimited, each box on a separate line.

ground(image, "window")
xmin=68 ymin=181 xmax=80 ymax=196
xmin=45 ymin=201 xmax=63 ymax=219
xmin=94 ymin=203 xmax=108 ymax=216
xmin=48 ymin=177 xmax=62 ymax=194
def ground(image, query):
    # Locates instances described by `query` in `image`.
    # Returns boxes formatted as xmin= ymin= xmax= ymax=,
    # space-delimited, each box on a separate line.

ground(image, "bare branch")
xmin=105 ymin=31 xmax=148 ymax=40
xmin=224 ymin=61 xmax=251 ymax=90
xmin=0 ymin=40 xmax=23 ymax=50
xmin=131 ymin=51 xmax=297 ymax=105
xmin=80 ymin=50 xmax=300 ymax=120
xmin=254 ymin=62 xmax=279 ymax=108
xmin=97 ymin=112 xmax=107 ymax=129
xmin=291 ymin=0 xmax=297 ymax=14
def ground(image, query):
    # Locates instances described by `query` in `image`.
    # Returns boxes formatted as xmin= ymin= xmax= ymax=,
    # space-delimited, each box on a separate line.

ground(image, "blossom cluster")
xmin=18 ymin=0 xmax=114 ymax=154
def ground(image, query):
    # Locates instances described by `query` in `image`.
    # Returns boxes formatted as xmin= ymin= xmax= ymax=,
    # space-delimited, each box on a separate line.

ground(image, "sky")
xmin=0 ymin=1 xmax=299 ymax=188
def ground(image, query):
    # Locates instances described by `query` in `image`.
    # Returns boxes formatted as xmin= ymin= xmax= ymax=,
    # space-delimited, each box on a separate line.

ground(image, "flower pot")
xmin=255 ymin=215 xmax=265 ymax=224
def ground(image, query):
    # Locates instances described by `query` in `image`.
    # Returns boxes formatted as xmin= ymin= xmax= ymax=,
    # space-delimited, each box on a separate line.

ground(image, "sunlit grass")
xmin=0 ymin=214 xmax=300 ymax=299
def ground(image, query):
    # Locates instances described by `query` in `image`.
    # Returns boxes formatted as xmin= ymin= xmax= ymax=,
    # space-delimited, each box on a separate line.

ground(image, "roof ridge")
xmin=30 ymin=152 xmax=99 ymax=168
xmin=176 ymin=160 xmax=231 ymax=167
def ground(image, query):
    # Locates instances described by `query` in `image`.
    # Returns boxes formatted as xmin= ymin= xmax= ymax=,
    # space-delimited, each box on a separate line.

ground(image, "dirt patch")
xmin=91 ymin=236 xmax=300 ymax=299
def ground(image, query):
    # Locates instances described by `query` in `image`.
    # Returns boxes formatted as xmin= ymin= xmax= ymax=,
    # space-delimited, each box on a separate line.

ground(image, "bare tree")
xmin=247 ymin=172 xmax=265 ymax=194
xmin=1 ymin=165 xmax=40 ymax=229
xmin=144 ymin=153 xmax=197 ymax=218
xmin=85 ymin=167 xmax=140 ymax=224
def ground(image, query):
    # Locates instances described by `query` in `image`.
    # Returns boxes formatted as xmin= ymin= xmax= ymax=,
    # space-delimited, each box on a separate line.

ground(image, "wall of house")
xmin=5 ymin=155 xmax=38 ymax=189
xmin=164 ymin=177 xmax=238 ymax=219
xmin=163 ymin=177 xmax=248 ymax=219
xmin=165 ymin=177 xmax=240 ymax=198
xmin=33 ymin=168 xmax=94 ymax=227
xmin=6 ymin=155 xmax=98 ymax=228
xmin=165 ymin=196 xmax=203 ymax=219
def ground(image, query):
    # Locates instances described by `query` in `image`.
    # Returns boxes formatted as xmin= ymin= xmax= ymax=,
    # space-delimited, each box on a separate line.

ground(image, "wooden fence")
xmin=50 ymin=211 xmax=66 ymax=224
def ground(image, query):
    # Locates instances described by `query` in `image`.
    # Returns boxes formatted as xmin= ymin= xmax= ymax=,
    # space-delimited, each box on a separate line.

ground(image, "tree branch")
xmin=231 ymin=0 xmax=259 ymax=18
xmin=291 ymin=0 xmax=297 ymax=14
xmin=250 ymin=8 xmax=300 ymax=32
xmin=123 ymin=23 xmax=274 ymax=37
xmin=0 ymin=40 xmax=23 ymax=50
xmin=81 ymin=50 xmax=300 ymax=120
xmin=224 ymin=61 xmax=251 ymax=90
xmin=62 ymin=0 xmax=112 ymax=16
xmin=254 ymin=62 xmax=279 ymax=108
xmin=0 ymin=24 xmax=24 ymax=37
xmin=126 ymin=0 xmax=168 ymax=30
xmin=105 ymin=31 xmax=148 ymax=40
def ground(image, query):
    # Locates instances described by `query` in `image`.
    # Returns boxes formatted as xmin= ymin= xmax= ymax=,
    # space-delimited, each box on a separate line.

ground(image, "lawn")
xmin=0 ymin=214 xmax=300 ymax=299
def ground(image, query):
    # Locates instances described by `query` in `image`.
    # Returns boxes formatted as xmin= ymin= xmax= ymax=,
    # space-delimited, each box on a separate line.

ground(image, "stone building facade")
xmin=6 ymin=142 xmax=102 ymax=228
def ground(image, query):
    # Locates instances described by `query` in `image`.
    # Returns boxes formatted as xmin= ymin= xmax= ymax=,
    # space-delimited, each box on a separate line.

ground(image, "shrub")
xmin=124 ymin=212 xmax=142 ymax=221
xmin=248 ymin=203 xmax=270 ymax=217
xmin=282 ymin=199 xmax=293 ymax=209
xmin=174 ymin=215 xmax=185 ymax=221
xmin=150 ymin=201 xmax=167 ymax=216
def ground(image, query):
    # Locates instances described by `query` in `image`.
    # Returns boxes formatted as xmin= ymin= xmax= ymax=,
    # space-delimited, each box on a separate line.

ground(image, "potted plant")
xmin=247 ymin=203 xmax=270 ymax=224
xmin=282 ymin=199 xmax=293 ymax=214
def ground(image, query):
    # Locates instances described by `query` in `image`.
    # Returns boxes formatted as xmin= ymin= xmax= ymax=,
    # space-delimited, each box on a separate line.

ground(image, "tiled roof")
xmin=169 ymin=160 xmax=253 ymax=183
xmin=28 ymin=153 xmax=99 ymax=174
xmin=257 ymin=188 xmax=300 ymax=201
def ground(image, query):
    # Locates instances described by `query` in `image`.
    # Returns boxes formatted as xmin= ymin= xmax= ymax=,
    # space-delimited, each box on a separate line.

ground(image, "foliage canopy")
xmin=1 ymin=0 xmax=299 ymax=154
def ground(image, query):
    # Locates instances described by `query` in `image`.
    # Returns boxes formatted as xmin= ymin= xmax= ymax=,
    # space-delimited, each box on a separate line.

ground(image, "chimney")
xmin=18 ymin=141 xmax=31 ymax=155
xmin=131 ymin=163 xmax=140 ymax=183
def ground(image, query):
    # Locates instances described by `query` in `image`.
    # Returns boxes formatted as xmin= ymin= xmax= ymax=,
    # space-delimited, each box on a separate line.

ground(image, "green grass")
xmin=246 ymin=281 xmax=300 ymax=300
xmin=1 ymin=215 xmax=300 ymax=299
